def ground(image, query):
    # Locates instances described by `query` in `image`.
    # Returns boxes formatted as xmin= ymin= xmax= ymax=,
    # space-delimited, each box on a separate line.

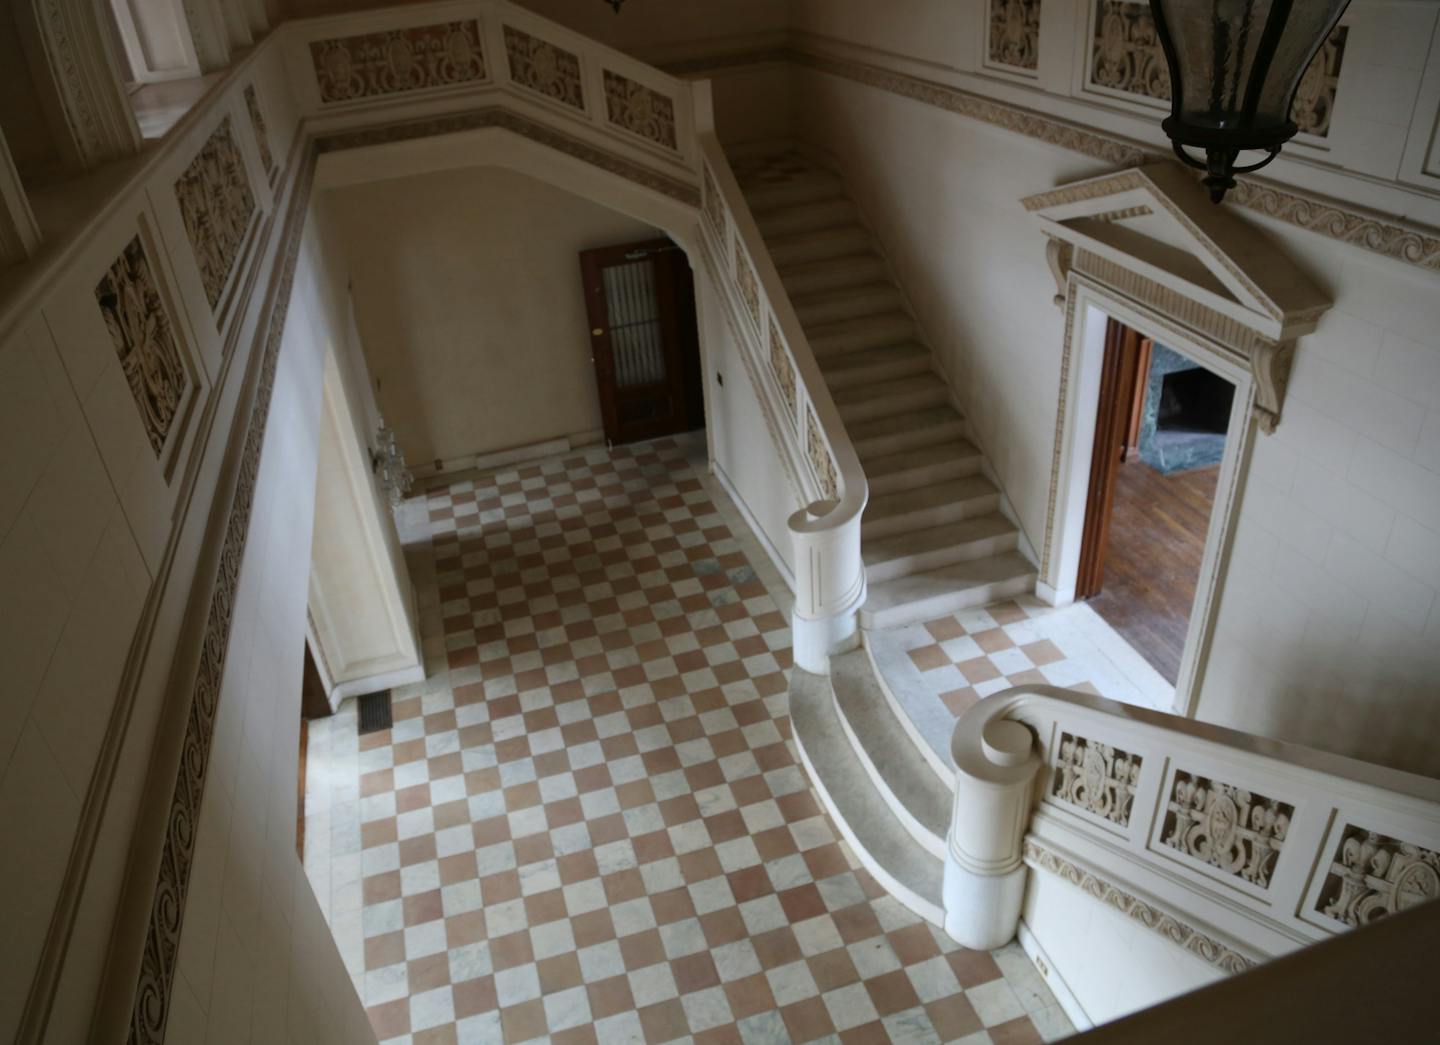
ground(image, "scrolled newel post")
xmin=944 ymin=705 xmax=1042 ymax=949
xmin=788 ymin=500 xmax=865 ymax=674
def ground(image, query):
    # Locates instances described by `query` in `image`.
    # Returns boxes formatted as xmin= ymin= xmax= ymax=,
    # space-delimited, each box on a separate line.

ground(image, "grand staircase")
xmin=734 ymin=150 xmax=1036 ymax=628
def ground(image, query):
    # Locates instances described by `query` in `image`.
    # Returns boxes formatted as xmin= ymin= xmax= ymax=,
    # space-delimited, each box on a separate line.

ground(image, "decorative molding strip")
xmin=243 ymin=85 xmax=274 ymax=177
xmin=1024 ymin=839 xmax=1256 ymax=974
xmin=1051 ymin=732 xmax=1140 ymax=828
xmin=806 ymin=407 xmax=838 ymax=500
xmin=130 ymin=143 xmax=314 ymax=1045
xmin=602 ymin=70 xmax=678 ymax=151
xmin=95 ymin=235 xmax=189 ymax=458
xmin=734 ymin=240 xmax=760 ymax=329
xmin=989 ymin=0 xmax=1041 ymax=73
xmin=768 ymin=317 xmax=797 ymax=426
xmin=503 ymin=25 xmax=583 ymax=111
xmin=309 ymin=20 xmax=486 ymax=104
xmin=1316 ymin=823 xmax=1440 ymax=927
xmin=175 ymin=115 xmax=256 ymax=310
xmin=1162 ymin=770 xmax=1293 ymax=889
xmin=313 ymin=107 xmax=699 ymax=207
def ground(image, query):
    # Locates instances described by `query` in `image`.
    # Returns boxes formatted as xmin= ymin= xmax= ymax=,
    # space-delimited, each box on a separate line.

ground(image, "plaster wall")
xmin=790 ymin=62 xmax=1440 ymax=778
xmin=326 ymin=165 xmax=659 ymax=471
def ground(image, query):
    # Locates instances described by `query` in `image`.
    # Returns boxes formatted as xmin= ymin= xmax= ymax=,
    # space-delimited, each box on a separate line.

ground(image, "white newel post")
xmin=944 ymin=704 xmax=1042 ymax=949
xmin=789 ymin=504 xmax=865 ymax=674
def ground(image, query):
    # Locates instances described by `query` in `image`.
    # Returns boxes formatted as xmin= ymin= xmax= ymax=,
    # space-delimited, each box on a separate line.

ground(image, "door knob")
xmin=591 ymin=327 xmax=604 ymax=336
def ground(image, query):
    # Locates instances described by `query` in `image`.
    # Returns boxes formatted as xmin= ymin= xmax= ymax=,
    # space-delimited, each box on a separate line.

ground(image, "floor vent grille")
xmin=357 ymin=691 xmax=393 ymax=735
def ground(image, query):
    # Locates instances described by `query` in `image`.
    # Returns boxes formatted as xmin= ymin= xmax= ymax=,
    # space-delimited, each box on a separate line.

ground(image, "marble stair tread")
xmin=861 ymin=552 xmax=1037 ymax=629
xmin=789 ymin=669 xmax=945 ymax=923
xmin=766 ymin=225 xmax=874 ymax=267
xmin=864 ymin=474 xmax=1000 ymax=536
xmin=820 ymin=342 xmax=931 ymax=390
xmin=862 ymin=439 xmax=983 ymax=494
xmin=851 ymin=406 xmax=969 ymax=459
xmin=863 ymin=513 xmax=1018 ymax=580
xmin=741 ymin=172 xmax=845 ymax=212
xmin=779 ymin=253 xmax=889 ymax=297
xmin=833 ymin=373 xmax=951 ymax=424
xmin=754 ymin=198 xmax=859 ymax=238
xmin=831 ymin=649 xmax=951 ymax=856
xmin=806 ymin=311 xmax=917 ymax=355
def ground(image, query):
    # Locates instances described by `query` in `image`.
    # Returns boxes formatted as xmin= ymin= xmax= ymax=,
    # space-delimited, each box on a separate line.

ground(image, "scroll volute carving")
xmin=1250 ymin=340 xmax=1295 ymax=435
xmin=1045 ymin=236 xmax=1072 ymax=310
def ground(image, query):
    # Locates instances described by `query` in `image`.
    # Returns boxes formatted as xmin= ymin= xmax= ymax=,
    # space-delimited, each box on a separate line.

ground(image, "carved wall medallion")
xmin=1025 ymin=840 xmax=1256 ymax=973
xmin=309 ymin=20 xmax=486 ymax=104
xmin=175 ymin=116 xmax=256 ymax=311
xmin=806 ymin=408 xmax=838 ymax=500
xmin=769 ymin=318 xmax=797 ymax=424
xmin=734 ymin=241 xmax=760 ymax=329
xmin=602 ymin=70 xmax=678 ymax=150
xmin=1051 ymin=733 xmax=1141 ymax=827
xmin=989 ymin=0 xmax=1041 ymax=72
xmin=1316 ymin=824 xmax=1440 ymax=927
xmin=1162 ymin=770 xmax=1293 ymax=888
xmin=243 ymin=84 xmax=273 ymax=176
xmin=503 ymin=25 xmax=583 ymax=110
xmin=1090 ymin=2 xmax=1345 ymax=138
xmin=95 ymin=236 xmax=189 ymax=457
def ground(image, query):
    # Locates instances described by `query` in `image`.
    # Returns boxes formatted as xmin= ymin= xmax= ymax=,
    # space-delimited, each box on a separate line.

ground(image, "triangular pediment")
xmin=1022 ymin=164 xmax=1330 ymax=340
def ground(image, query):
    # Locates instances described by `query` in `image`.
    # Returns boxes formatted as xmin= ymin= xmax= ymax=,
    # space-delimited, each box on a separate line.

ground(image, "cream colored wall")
xmin=327 ymin=165 xmax=659 ymax=470
xmin=789 ymin=61 xmax=1440 ymax=778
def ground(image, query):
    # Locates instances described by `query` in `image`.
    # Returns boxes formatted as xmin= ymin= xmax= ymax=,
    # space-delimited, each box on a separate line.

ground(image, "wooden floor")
xmin=1089 ymin=459 xmax=1219 ymax=685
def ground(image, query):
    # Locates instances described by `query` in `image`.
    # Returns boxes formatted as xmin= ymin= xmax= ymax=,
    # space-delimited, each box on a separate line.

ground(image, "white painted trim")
xmin=329 ymin=662 xmax=426 ymax=704
xmin=1017 ymin=919 xmax=1093 ymax=1033
xmin=712 ymin=460 xmax=796 ymax=593
xmin=1044 ymin=279 xmax=1257 ymax=718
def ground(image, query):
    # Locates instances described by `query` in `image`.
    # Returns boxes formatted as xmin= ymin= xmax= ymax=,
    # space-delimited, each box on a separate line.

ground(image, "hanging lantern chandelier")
xmin=1149 ymin=0 xmax=1351 ymax=203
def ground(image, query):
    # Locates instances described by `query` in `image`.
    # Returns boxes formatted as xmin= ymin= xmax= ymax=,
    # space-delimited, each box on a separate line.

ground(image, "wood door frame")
xmin=1074 ymin=319 xmax=1145 ymax=600
xmin=1041 ymin=279 xmax=1257 ymax=717
xmin=580 ymin=237 xmax=701 ymax=446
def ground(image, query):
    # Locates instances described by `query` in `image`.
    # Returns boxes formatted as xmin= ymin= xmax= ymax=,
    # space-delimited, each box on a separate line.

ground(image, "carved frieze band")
xmin=1316 ymin=824 xmax=1440 ymax=927
xmin=1051 ymin=733 xmax=1141 ymax=827
xmin=503 ymin=25 xmax=584 ymax=110
xmin=1025 ymin=839 xmax=1256 ymax=973
xmin=989 ymin=0 xmax=1041 ymax=73
xmin=175 ymin=115 xmax=256 ymax=311
xmin=1162 ymin=770 xmax=1293 ymax=889
xmin=603 ymin=70 xmax=678 ymax=151
xmin=769 ymin=318 xmax=798 ymax=425
xmin=1090 ymin=2 xmax=1347 ymax=138
xmin=781 ymin=45 xmax=1439 ymax=273
xmin=95 ymin=236 xmax=189 ymax=457
xmin=243 ymin=85 xmax=274 ymax=178
xmin=309 ymin=20 xmax=486 ymax=104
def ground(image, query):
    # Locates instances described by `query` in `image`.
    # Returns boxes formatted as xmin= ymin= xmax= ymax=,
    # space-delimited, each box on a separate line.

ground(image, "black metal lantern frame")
xmin=1149 ymin=1 xmax=1351 ymax=202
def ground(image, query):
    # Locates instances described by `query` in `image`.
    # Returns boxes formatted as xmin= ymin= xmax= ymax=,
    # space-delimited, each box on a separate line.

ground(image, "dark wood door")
xmin=580 ymin=238 xmax=703 ymax=446
xmin=1076 ymin=319 xmax=1147 ymax=599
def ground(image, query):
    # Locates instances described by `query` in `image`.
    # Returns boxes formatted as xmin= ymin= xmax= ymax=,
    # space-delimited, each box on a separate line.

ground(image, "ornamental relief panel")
xmin=95 ymin=235 xmax=189 ymax=457
xmin=310 ymin=20 xmax=486 ymax=105
xmin=1316 ymin=824 xmax=1440 ymax=927
xmin=1090 ymin=3 xmax=1347 ymax=138
xmin=989 ymin=0 xmax=1041 ymax=73
xmin=503 ymin=25 xmax=583 ymax=110
xmin=1051 ymin=732 xmax=1141 ymax=827
xmin=603 ymin=70 xmax=678 ymax=151
xmin=1162 ymin=770 xmax=1293 ymax=888
xmin=175 ymin=116 xmax=256 ymax=311
xmin=807 ymin=409 xmax=838 ymax=500
xmin=243 ymin=85 xmax=274 ymax=177
xmin=769 ymin=318 xmax=797 ymax=425
xmin=734 ymin=242 xmax=760 ymax=329
xmin=703 ymin=165 xmax=727 ymax=238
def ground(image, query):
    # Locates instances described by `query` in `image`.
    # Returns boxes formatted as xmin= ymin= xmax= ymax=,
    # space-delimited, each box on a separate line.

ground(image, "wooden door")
xmin=580 ymin=238 xmax=703 ymax=446
xmin=1076 ymin=319 xmax=1147 ymax=599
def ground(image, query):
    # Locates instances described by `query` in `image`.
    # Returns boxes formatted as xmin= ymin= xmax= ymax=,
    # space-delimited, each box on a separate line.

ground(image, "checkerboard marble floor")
xmin=302 ymin=433 xmax=1071 ymax=1044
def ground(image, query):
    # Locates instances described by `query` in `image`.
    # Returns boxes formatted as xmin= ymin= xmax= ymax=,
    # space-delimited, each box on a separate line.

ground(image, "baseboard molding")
xmin=712 ymin=460 xmax=796 ymax=593
xmin=329 ymin=662 xmax=426 ymax=706
xmin=1017 ymin=920 xmax=1093 ymax=1034
xmin=412 ymin=429 xmax=605 ymax=487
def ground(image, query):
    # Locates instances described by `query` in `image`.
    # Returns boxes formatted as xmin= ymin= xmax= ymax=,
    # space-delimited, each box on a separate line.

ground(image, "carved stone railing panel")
xmin=1316 ymin=824 xmax=1440 ymax=927
xmin=174 ymin=116 xmax=257 ymax=311
xmin=1162 ymin=769 xmax=1293 ymax=889
xmin=806 ymin=408 xmax=838 ymax=500
xmin=503 ymin=25 xmax=584 ymax=110
xmin=310 ymin=20 xmax=487 ymax=104
xmin=988 ymin=0 xmax=1041 ymax=73
xmin=1051 ymin=732 xmax=1141 ymax=827
xmin=1089 ymin=1 xmax=1346 ymax=138
xmin=769 ymin=318 xmax=797 ymax=426
xmin=243 ymin=85 xmax=275 ymax=179
xmin=734 ymin=241 xmax=760 ymax=330
xmin=602 ymin=70 xmax=678 ymax=151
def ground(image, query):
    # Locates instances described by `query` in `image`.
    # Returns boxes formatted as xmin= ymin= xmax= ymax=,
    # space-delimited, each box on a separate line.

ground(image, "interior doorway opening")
xmin=1076 ymin=314 xmax=1234 ymax=687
